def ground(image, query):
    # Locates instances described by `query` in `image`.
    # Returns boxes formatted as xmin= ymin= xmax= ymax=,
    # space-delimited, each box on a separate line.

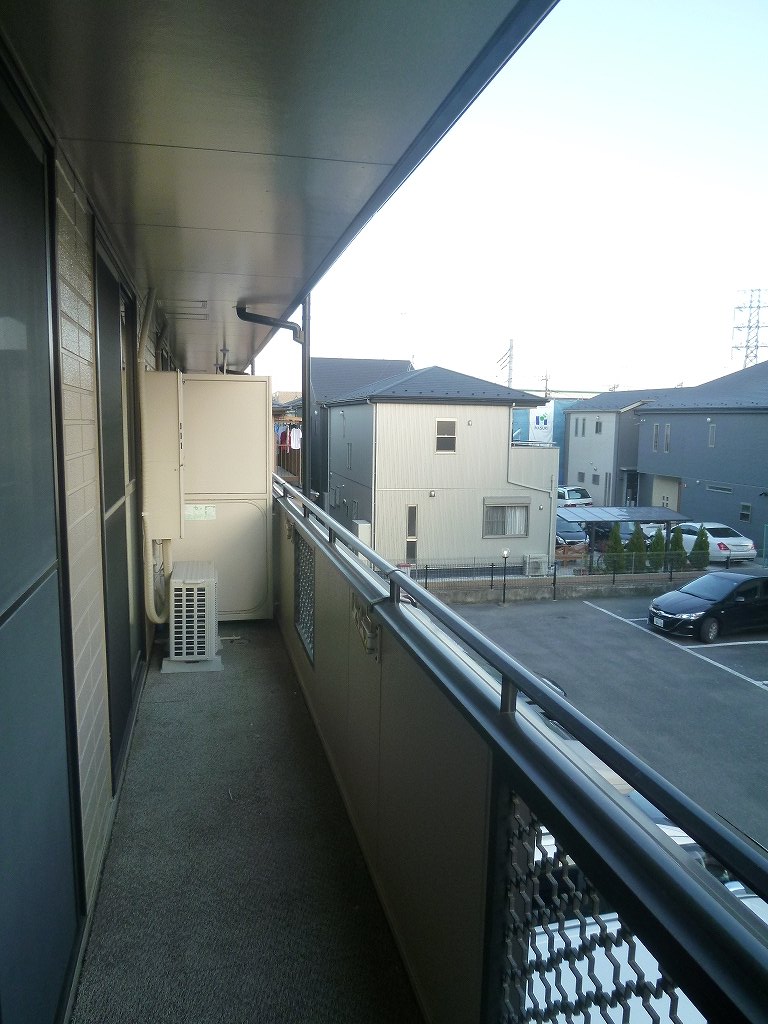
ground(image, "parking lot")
xmin=457 ymin=583 xmax=768 ymax=851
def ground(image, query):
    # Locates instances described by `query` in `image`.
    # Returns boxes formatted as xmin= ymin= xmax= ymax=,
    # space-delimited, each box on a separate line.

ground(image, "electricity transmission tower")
xmin=732 ymin=289 xmax=768 ymax=367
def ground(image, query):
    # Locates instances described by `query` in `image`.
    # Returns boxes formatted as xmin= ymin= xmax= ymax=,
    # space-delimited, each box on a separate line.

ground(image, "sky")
xmin=253 ymin=0 xmax=768 ymax=397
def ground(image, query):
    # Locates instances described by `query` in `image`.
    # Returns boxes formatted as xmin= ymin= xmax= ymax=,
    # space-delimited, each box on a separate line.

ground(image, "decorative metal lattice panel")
xmin=503 ymin=792 xmax=704 ymax=1024
xmin=294 ymin=532 xmax=315 ymax=659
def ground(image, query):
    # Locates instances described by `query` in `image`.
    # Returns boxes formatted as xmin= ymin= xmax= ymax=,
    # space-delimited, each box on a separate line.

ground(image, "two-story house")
xmin=636 ymin=360 xmax=768 ymax=543
xmin=563 ymin=388 xmax=693 ymax=506
xmin=562 ymin=361 xmax=768 ymax=548
xmin=325 ymin=366 xmax=556 ymax=566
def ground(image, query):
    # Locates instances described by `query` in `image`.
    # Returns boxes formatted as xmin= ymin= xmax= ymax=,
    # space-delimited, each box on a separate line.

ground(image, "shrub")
xmin=647 ymin=528 xmax=665 ymax=572
xmin=689 ymin=524 xmax=710 ymax=570
xmin=603 ymin=523 xmax=625 ymax=574
xmin=670 ymin=526 xmax=687 ymax=570
xmin=625 ymin=523 xmax=648 ymax=572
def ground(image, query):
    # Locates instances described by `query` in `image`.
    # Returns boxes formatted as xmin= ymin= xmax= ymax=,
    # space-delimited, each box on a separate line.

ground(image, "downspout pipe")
xmin=235 ymin=305 xmax=304 ymax=344
xmin=137 ymin=288 xmax=171 ymax=623
xmin=237 ymin=303 xmax=310 ymax=495
xmin=301 ymin=295 xmax=311 ymax=498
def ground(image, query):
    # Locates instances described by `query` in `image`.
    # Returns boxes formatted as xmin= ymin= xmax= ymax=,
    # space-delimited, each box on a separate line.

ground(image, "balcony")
xmin=69 ymin=478 xmax=768 ymax=1024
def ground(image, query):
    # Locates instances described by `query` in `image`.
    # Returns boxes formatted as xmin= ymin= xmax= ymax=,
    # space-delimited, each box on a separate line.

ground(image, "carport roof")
xmin=556 ymin=507 xmax=688 ymax=525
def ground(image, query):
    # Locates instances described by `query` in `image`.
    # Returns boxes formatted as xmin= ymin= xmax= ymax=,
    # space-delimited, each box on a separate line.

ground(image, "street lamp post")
xmin=502 ymin=549 xmax=509 ymax=604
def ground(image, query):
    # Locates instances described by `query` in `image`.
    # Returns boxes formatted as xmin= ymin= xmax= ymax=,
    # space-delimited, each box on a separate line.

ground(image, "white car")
xmin=557 ymin=486 xmax=593 ymax=508
xmin=676 ymin=522 xmax=757 ymax=562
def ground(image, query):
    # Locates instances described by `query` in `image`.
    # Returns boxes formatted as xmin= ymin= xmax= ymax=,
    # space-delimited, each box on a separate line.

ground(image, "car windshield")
xmin=680 ymin=575 xmax=738 ymax=601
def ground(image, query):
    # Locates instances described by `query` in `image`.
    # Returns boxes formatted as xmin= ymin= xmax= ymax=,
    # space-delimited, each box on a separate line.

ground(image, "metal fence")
xmin=402 ymin=551 xmax=695 ymax=593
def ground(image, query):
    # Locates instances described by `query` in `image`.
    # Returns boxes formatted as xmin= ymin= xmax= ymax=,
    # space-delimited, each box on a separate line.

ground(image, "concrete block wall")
xmin=55 ymin=153 xmax=113 ymax=906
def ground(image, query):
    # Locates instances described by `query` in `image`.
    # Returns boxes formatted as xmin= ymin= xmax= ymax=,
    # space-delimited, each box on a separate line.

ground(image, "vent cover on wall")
xmin=162 ymin=560 xmax=222 ymax=673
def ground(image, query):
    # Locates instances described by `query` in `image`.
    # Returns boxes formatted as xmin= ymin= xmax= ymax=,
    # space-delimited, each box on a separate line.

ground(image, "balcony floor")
xmin=70 ymin=621 xmax=424 ymax=1023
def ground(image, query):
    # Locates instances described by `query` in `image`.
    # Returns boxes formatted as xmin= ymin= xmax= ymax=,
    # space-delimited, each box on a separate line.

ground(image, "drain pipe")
xmin=301 ymin=295 xmax=311 ymax=498
xmin=235 ymin=305 xmax=304 ymax=344
xmin=236 ymin=303 xmax=310 ymax=494
xmin=137 ymin=288 xmax=172 ymax=623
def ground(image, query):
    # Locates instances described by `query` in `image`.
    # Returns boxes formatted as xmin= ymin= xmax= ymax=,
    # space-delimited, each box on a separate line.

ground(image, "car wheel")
xmin=700 ymin=617 xmax=720 ymax=644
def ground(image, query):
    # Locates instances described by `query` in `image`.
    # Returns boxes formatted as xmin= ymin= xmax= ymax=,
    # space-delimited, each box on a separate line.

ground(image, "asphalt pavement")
xmin=456 ymin=591 xmax=768 ymax=852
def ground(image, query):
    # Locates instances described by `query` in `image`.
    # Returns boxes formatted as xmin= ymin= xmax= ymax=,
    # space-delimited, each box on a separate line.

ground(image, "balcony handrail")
xmin=272 ymin=475 xmax=768 ymax=903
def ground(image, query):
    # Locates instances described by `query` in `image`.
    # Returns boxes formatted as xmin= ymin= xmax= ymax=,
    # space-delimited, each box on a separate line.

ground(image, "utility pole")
xmin=732 ymin=289 xmax=768 ymax=367
xmin=497 ymin=339 xmax=513 ymax=388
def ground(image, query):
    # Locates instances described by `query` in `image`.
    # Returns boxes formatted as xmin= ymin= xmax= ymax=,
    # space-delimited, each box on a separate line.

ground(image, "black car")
xmin=648 ymin=571 xmax=768 ymax=643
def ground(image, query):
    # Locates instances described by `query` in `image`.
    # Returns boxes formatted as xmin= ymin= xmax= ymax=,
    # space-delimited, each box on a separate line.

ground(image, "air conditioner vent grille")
xmin=164 ymin=561 xmax=221 ymax=672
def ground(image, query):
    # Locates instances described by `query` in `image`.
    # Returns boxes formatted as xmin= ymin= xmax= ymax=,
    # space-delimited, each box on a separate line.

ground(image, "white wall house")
xmin=326 ymin=367 xmax=558 ymax=567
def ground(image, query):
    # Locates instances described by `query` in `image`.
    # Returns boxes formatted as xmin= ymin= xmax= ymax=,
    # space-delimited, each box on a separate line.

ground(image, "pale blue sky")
xmin=255 ymin=0 xmax=768 ymax=394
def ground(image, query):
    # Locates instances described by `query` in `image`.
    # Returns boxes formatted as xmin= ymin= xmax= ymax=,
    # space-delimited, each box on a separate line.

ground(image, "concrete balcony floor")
xmin=70 ymin=621 xmax=424 ymax=1024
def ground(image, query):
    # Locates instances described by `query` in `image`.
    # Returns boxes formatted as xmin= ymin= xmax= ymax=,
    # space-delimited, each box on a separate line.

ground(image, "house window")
xmin=663 ymin=423 xmax=670 ymax=453
xmin=346 ymin=442 xmax=352 ymax=469
xmin=595 ymin=420 xmax=602 ymax=434
xmin=483 ymin=500 xmax=529 ymax=538
xmin=574 ymin=418 xmax=578 ymax=437
xmin=436 ymin=419 xmax=456 ymax=452
xmin=652 ymin=424 xmax=659 ymax=451
xmin=581 ymin=417 xmax=586 ymax=436
xmin=351 ymin=499 xmax=359 ymax=519
xmin=592 ymin=474 xmax=600 ymax=486
xmin=707 ymin=483 xmax=732 ymax=494
xmin=740 ymin=503 xmax=752 ymax=523
xmin=708 ymin=423 xmax=716 ymax=447
xmin=406 ymin=504 xmax=417 ymax=561
xmin=577 ymin=471 xmax=585 ymax=483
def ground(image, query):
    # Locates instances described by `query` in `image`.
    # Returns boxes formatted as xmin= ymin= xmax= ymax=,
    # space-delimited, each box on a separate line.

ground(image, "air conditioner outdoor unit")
xmin=162 ymin=560 xmax=222 ymax=673
xmin=524 ymin=554 xmax=547 ymax=577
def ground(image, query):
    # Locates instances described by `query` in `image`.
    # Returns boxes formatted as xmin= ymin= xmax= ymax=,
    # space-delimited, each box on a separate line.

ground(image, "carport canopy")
xmin=556 ymin=507 xmax=688 ymax=546
xmin=556 ymin=507 xmax=687 ymax=528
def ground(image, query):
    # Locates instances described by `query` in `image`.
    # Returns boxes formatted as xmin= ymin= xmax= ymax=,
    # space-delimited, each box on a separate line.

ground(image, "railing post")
xmin=551 ymin=558 xmax=557 ymax=600
xmin=490 ymin=562 xmax=494 ymax=589
xmin=424 ymin=564 xmax=429 ymax=590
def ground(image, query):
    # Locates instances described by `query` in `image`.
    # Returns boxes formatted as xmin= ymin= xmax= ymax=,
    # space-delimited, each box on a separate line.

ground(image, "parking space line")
xmin=583 ymin=600 xmax=767 ymax=690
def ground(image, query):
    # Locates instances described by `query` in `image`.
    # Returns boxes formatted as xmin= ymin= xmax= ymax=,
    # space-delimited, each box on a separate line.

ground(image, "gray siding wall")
xmin=638 ymin=410 xmax=768 ymax=542
xmin=327 ymin=403 xmax=375 ymax=530
xmin=564 ymin=411 xmax=617 ymax=505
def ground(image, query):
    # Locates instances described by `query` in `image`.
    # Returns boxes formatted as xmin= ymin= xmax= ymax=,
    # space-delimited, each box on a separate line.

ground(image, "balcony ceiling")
xmin=1 ymin=0 xmax=557 ymax=372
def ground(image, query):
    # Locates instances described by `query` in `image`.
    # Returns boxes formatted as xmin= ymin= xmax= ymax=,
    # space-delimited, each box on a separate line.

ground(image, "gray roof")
xmin=564 ymin=388 xmax=694 ymax=413
xmin=326 ymin=365 xmax=542 ymax=406
xmin=643 ymin=358 xmax=768 ymax=411
xmin=565 ymin=358 xmax=768 ymax=415
xmin=309 ymin=357 xmax=415 ymax=404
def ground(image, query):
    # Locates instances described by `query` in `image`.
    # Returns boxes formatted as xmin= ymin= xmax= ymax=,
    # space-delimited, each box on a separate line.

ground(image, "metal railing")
xmin=272 ymin=476 xmax=768 ymax=1024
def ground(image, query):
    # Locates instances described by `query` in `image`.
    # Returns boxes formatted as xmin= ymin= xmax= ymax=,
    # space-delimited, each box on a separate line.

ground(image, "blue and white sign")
xmin=529 ymin=401 xmax=554 ymax=443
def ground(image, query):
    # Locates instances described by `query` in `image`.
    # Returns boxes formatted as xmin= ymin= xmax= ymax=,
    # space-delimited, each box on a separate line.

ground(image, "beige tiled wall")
xmin=55 ymin=154 xmax=113 ymax=906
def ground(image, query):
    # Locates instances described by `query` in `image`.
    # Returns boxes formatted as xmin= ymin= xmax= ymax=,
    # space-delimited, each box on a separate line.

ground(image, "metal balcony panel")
xmin=0 ymin=0 xmax=560 ymax=371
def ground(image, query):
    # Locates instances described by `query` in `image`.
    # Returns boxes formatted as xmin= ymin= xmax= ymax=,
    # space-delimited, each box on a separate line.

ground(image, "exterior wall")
xmin=327 ymin=403 xmax=375 ymax=529
xmin=55 ymin=154 xmax=112 ymax=904
xmin=638 ymin=410 xmax=768 ymax=544
xmin=564 ymin=411 xmax=618 ymax=505
xmin=373 ymin=403 xmax=556 ymax=564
